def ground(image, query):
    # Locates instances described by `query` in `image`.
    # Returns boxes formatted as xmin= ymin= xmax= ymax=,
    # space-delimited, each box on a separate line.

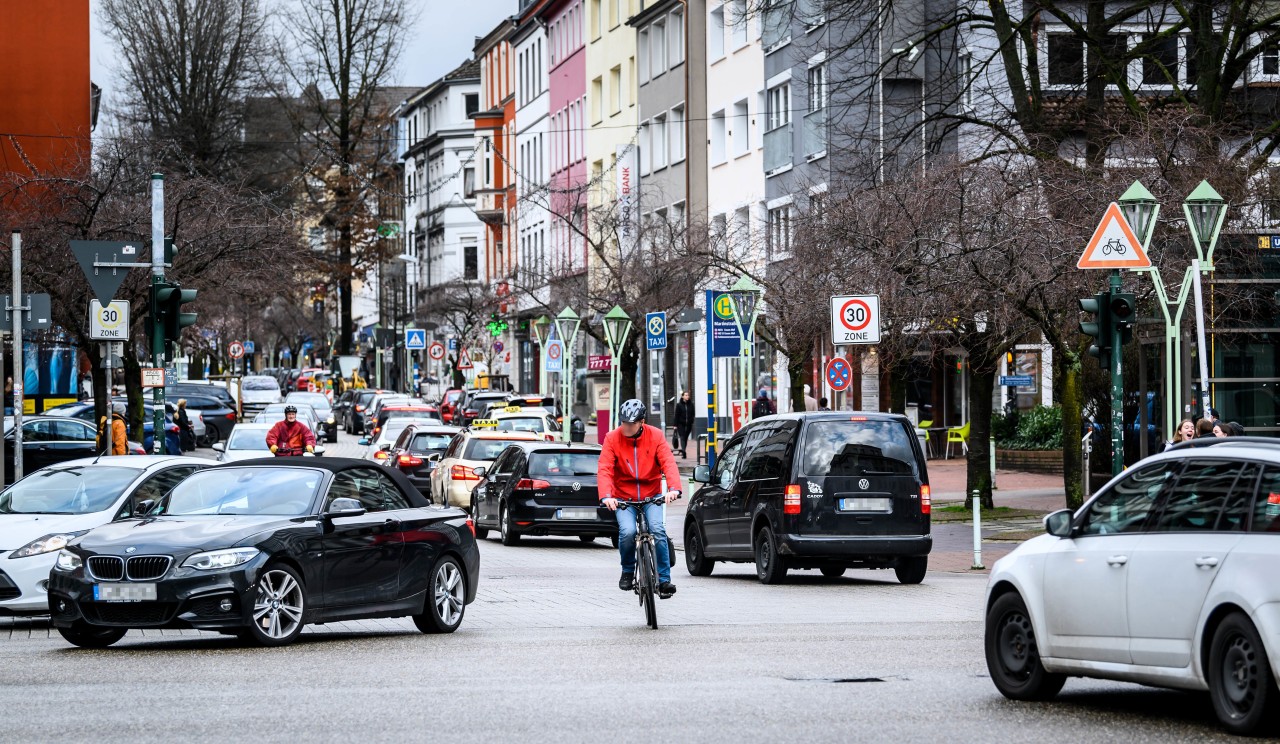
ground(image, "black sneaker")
xmin=658 ymin=581 xmax=677 ymax=598
xmin=619 ymin=573 xmax=634 ymax=591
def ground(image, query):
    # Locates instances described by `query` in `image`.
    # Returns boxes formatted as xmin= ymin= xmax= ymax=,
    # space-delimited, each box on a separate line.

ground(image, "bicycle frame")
xmin=616 ymin=495 xmax=666 ymax=629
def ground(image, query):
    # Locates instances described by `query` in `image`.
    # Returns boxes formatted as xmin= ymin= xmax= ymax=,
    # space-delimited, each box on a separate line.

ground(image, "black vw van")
xmin=684 ymin=412 xmax=931 ymax=584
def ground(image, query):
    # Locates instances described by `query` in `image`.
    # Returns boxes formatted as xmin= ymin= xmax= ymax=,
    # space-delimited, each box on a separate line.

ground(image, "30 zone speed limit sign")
xmin=831 ymin=295 xmax=880 ymax=345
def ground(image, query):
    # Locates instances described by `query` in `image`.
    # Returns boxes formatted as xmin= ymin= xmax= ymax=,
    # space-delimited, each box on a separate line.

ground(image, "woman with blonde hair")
xmin=1164 ymin=418 xmax=1195 ymax=451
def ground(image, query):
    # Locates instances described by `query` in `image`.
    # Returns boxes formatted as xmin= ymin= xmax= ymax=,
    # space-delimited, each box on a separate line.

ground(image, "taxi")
xmin=487 ymin=406 xmax=563 ymax=441
xmin=429 ymin=424 xmax=541 ymax=507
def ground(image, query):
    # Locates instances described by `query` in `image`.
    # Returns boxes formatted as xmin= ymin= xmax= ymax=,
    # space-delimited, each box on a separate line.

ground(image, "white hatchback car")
xmin=0 ymin=456 xmax=207 ymax=615
xmin=985 ymin=438 xmax=1280 ymax=735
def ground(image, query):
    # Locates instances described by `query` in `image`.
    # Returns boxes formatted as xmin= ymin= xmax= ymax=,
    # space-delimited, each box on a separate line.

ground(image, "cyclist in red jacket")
xmin=266 ymin=406 xmax=316 ymax=456
xmin=598 ymin=399 xmax=681 ymax=597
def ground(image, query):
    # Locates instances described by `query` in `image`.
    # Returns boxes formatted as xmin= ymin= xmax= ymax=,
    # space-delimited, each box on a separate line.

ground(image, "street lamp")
xmin=729 ymin=275 xmax=763 ymax=418
xmin=532 ymin=314 xmax=551 ymax=397
xmin=602 ymin=305 xmax=633 ymax=431
xmin=554 ymin=306 xmax=581 ymax=442
xmin=1182 ymin=180 xmax=1228 ymax=418
xmin=1118 ymin=180 xmax=1159 ymax=249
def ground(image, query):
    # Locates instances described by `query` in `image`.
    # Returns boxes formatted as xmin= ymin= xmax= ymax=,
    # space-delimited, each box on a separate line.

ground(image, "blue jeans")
xmin=615 ymin=501 xmax=670 ymax=584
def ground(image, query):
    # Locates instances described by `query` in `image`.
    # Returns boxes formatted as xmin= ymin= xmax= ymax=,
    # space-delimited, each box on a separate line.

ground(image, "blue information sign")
xmin=645 ymin=312 xmax=667 ymax=350
xmin=999 ymin=375 xmax=1035 ymax=387
xmin=405 ymin=329 xmax=426 ymax=349
xmin=706 ymin=290 xmax=748 ymax=358
xmin=545 ymin=339 xmax=564 ymax=372
xmin=447 ymin=337 xmax=458 ymax=351
xmin=243 ymin=340 xmax=255 ymax=354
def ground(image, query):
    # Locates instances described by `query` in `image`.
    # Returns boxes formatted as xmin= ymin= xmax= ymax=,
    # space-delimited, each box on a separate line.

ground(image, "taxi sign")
xmin=471 ymin=419 xmax=498 ymax=428
xmin=503 ymin=405 xmax=523 ymax=413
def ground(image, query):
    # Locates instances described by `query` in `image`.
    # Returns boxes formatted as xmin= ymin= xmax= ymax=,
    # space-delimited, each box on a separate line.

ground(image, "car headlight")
xmin=327 ymin=416 xmax=335 ymax=424
xmin=9 ymin=531 xmax=89 ymax=559
xmin=181 ymin=547 xmax=261 ymax=571
xmin=54 ymin=549 xmax=82 ymax=571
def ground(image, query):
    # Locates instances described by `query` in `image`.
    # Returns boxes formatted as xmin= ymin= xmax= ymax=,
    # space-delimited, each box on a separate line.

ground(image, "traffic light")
xmin=1079 ymin=292 xmax=1111 ymax=369
xmin=1110 ymin=291 xmax=1136 ymax=346
xmin=154 ymin=282 xmax=197 ymax=343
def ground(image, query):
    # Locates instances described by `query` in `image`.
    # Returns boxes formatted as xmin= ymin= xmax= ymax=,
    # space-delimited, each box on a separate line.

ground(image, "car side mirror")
xmin=358 ymin=438 xmax=370 ymax=446
xmin=473 ymin=466 xmax=487 ymax=477
xmin=692 ymin=465 xmax=710 ymax=484
xmin=325 ymin=498 xmax=366 ymax=520
xmin=378 ymin=442 xmax=391 ymax=451
xmin=211 ymin=442 xmax=225 ymax=452
xmin=1044 ymin=509 xmax=1073 ymax=538
xmin=313 ymin=445 xmax=326 ymax=456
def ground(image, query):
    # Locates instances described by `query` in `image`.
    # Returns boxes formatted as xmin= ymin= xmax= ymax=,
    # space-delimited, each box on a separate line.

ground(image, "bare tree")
xmin=416 ymin=279 xmax=502 ymax=387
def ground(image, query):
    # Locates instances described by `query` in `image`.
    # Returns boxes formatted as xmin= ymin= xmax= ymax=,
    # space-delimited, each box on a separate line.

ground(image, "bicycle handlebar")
xmin=612 ymin=493 xmax=680 ymax=509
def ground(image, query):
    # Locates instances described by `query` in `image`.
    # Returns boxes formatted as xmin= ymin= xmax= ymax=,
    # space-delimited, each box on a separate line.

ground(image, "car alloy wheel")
xmin=500 ymin=503 xmax=520 ymax=545
xmin=471 ymin=498 xmax=489 ymax=540
xmin=984 ymin=592 xmax=1065 ymax=701
xmin=684 ymin=524 xmax=714 ymax=577
xmin=1209 ymin=613 xmax=1280 ymax=735
xmin=414 ymin=556 xmax=466 ymax=634
xmin=248 ymin=566 xmax=306 ymax=646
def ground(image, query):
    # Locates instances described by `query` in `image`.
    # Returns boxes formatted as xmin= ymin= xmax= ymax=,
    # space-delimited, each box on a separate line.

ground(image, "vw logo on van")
xmin=858 ymin=479 xmax=870 ymax=490
xmin=571 ymin=482 xmax=581 ymax=491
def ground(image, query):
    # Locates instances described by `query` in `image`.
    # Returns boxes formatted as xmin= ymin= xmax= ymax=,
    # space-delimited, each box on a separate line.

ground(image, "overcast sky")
xmin=89 ymin=0 xmax=513 ymax=116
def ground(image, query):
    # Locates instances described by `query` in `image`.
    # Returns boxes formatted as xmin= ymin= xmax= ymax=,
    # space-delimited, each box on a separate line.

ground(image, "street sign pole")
xmin=150 ymin=174 xmax=167 ymax=453
xmin=704 ymin=290 xmax=717 ymax=469
xmin=9 ymin=231 xmax=23 ymax=480
xmin=1109 ymin=271 xmax=1124 ymax=475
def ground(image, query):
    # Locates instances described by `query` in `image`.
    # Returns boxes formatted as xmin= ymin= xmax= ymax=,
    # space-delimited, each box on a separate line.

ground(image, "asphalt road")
xmin=0 ymin=428 xmax=1245 ymax=743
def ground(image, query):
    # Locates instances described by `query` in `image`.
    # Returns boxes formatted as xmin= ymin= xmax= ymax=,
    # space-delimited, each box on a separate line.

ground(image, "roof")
xmin=506 ymin=440 xmax=601 ymax=453
xmin=209 ymin=457 xmax=430 ymax=507
xmin=57 ymin=455 xmax=210 ymax=471
xmin=465 ymin=430 xmax=541 ymax=440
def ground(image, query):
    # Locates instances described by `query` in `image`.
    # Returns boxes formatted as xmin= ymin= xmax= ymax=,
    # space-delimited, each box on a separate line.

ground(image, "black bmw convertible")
xmin=47 ymin=458 xmax=480 ymax=647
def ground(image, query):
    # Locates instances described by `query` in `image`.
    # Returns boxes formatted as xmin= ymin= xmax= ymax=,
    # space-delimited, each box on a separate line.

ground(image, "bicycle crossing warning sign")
xmin=1078 ymin=202 xmax=1151 ymax=269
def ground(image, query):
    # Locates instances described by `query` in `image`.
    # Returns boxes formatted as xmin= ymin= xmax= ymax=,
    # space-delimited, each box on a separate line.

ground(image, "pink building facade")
xmin=542 ymin=0 xmax=588 ymax=277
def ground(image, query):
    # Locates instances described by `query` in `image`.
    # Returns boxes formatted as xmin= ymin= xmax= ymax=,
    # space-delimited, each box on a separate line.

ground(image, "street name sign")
xmin=1077 ymin=203 xmax=1151 ymax=269
xmin=405 ymin=328 xmax=427 ymax=349
xmin=830 ymin=295 xmax=881 ymax=345
xmin=70 ymin=240 xmax=147 ymax=305
xmin=999 ymin=375 xmax=1035 ymax=387
xmin=88 ymin=300 xmax=130 ymax=340
xmin=645 ymin=312 xmax=667 ymax=350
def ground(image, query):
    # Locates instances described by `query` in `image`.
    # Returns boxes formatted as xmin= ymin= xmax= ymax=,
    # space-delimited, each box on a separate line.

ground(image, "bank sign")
xmin=706 ymin=290 xmax=749 ymax=358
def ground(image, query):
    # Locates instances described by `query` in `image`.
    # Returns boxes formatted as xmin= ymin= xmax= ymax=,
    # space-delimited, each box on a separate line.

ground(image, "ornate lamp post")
xmin=554 ymin=307 xmax=581 ymax=442
xmin=532 ymin=314 xmax=551 ymax=397
xmin=602 ymin=305 xmax=634 ymax=432
xmin=1183 ymin=181 xmax=1228 ymax=417
xmin=729 ymin=275 xmax=763 ymax=418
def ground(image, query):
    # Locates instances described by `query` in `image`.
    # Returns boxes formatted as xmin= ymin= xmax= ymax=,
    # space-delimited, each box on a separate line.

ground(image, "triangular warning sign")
xmin=457 ymin=348 xmax=473 ymax=370
xmin=1078 ymin=202 xmax=1152 ymax=269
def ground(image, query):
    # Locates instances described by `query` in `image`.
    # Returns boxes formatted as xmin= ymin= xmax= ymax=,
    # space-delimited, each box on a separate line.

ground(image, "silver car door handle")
xmin=1195 ymin=556 xmax=1220 ymax=569
xmin=1106 ymin=555 xmax=1128 ymax=566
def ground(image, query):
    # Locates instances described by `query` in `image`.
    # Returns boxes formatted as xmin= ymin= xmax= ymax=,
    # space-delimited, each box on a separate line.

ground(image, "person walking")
xmin=1164 ymin=418 xmax=1195 ymax=451
xmin=97 ymin=402 xmax=128 ymax=456
xmin=803 ymin=384 xmax=818 ymax=412
xmin=752 ymin=389 xmax=775 ymax=419
xmin=174 ymin=399 xmax=196 ymax=452
xmin=672 ymin=390 xmax=695 ymax=458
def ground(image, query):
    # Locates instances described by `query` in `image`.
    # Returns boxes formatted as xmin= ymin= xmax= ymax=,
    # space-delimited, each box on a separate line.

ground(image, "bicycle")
xmin=615 ymin=493 xmax=677 ymax=630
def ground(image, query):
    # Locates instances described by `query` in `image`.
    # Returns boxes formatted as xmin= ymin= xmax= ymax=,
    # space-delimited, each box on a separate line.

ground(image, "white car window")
xmin=1149 ymin=460 xmax=1256 ymax=533
xmin=1078 ymin=462 xmax=1179 ymax=535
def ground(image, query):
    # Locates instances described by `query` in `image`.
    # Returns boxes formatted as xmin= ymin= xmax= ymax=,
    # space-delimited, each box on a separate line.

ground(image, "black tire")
xmin=470 ymin=498 xmax=489 ymax=540
xmin=639 ymin=540 xmax=658 ymax=629
xmin=412 ymin=555 xmax=467 ymax=634
xmin=57 ymin=622 xmax=127 ymax=649
xmin=1208 ymin=613 xmax=1280 ymax=736
xmin=895 ymin=556 xmax=928 ymax=584
xmin=684 ymin=524 xmax=715 ymax=577
xmin=579 ymin=535 xmax=596 ymax=543
xmin=754 ymin=526 xmax=788 ymax=584
xmin=499 ymin=503 xmax=520 ymax=545
xmin=820 ymin=566 xmax=846 ymax=578
xmin=245 ymin=564 xmax=307 ymax=647
xmin=984 ymin=592 xmax=1066 ymax=701
xmin=328 ymin=431 xmax=338 ymax=444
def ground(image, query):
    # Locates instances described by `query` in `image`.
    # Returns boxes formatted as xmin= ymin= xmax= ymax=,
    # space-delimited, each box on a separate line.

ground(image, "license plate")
xmin=557 ymin=507 xmax=599 ymax=520
xmin=93 ymin=583 xmax=157 ymax=602
xmin=839 ymin=497 xmax=891 ymax=513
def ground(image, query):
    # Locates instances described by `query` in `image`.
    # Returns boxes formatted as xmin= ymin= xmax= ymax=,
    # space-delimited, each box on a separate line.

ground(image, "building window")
xmin=463 ymin=167 xmax=475 ymax=198
xmin=1142 ymin=34 xmax=1178 ymax=85
xmin=652 ymin=19 xmax=667 ymax=76
xmin=639 ymin=29 xmax=650 ymax=83
xmin=1264 ymin=42 xmax=1280 ymax=76
xmin=709 ymin=5 xmax=725 ymax=60
xmin=1184 ymin=34 xmax=1199 ymax=84
xmin=767 ymin=82 xmax=791 ymax=130
xmin=711 ymin=110 xmax=726 ymax=163
xmin=610 ymin=66 xmax=622 ymax=113
xmin=1047 ymin=34 xmax=1083 ymax=86
xmin=958 ymin=52 xmax=973 ymax=107
xmin=767 ymin=205 xmax=792 ymax=258
xmin=807 ymin=64 xmax=826 ymax=111
xmin=465 ymin=93 xmax=479 ymax=116
xmin=652 ymin=113 xmax=667 ymax=170
xmin=761 ymin=0 xmax=789 ymax=52
xmin=639 ymin=121 xmax=651 ymax=174
xmin=732 ymin=99 xmax=749 ymax=157
xmin=592 ymin=0 xmax=602 ymax=38
xmin=730 ymin=0 xmax=748 ymax=48
xmin=669 ymin=10 xmax=683 ymax=67
xmin=464 ymin=245 xmax=478 ymax=280
xmin=670 ymin=105 xmax=685 ymax=163
xmin=591 ymin=76 xmax=603 ymax=122
xmin=309 ymin=227 xmax=326 ymax=252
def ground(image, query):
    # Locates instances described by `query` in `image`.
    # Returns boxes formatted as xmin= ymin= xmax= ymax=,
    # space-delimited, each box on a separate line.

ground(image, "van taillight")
xmin=784 ymin=485 xmax=801 ymax=514
xmin=920 ymin=484 xmax=931 ymax=514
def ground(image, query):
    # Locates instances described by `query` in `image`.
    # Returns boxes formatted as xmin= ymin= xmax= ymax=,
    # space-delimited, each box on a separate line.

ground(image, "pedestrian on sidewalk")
xmin=818 ymin=397 xmax=831 ymax=411
xmin=803 ymin=384 xmax=818 ymax=412
xmin=752 ymin=389 xmax=775 ymax=418
xmin=672 ymin=390 xmax=694 ymax=458
xmin=1195 ymin=418 xmax=1217 ymax=438
xmin=1164 ymin=418 xmax=1194 ymax=451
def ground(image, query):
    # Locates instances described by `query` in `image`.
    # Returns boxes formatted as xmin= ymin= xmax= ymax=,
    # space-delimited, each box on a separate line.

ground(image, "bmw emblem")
xmin=571 ymin=482 xmax=581 ymax=491
xmin=858 ymin=479 xmax=870 ymax=490
xmin=125 ymin=546 xmax=137 ymax=554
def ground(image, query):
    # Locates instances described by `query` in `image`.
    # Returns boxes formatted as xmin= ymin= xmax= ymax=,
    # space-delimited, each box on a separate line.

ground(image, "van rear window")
xmin=801 ymin=421 xmax=917 ymax=476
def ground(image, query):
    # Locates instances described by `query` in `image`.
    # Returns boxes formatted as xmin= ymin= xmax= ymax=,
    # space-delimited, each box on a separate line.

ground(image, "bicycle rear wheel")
xmin=638 ymin=539 xmax=658 ymax=629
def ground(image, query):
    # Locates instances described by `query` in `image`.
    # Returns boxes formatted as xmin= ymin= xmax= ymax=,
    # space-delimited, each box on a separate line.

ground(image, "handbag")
xmin=671 ymin=429 xmax=679 ymax=450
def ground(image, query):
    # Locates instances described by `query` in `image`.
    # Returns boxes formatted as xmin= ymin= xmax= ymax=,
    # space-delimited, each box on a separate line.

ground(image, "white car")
xmin=0 ymin=456 xmax=207 ymax=615
xmin=212 ymin=422 xmax=325 ymax=462
xmin=984 ymin=438 xmax=1280 ymax=735
xmin=239 ymin=375 xmax=282 ymax=417
xmin=428 ymin=428 xmax=541 ymax=508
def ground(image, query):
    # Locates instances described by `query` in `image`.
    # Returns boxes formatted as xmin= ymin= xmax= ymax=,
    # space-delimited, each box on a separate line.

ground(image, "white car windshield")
xmin=161 ymin=468 xmax=321 ymax=516
xmin=0 ymin=467 xmax=140 ymax=514
xmin=227 ymin=429 xmax=269 ymax=451
xmin=242 ymin=377 xmax=279 ymax=391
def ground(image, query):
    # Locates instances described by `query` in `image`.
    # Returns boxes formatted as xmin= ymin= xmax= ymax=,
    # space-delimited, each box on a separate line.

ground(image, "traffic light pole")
xmin=1108 ymin=270 xmax=1125 ymax=476
xmin=151 ymin=174 xmax=167 ymax=453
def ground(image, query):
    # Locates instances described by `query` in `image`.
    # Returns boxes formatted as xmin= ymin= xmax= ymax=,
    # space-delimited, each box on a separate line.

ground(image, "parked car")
xmin=47 ymin=458 xmax=479 ymax=647
xmin=472 ymin=442 xmax=617 ymax=546
xmin=0 ymin=456 xmax=208 ymax=615
xmin=429 ymin=429 xmax=542 ymax=508
xmin=3 ymin=417 xmax=147 ymax=484
xmin=239 ymin=375 xmax=283 ymax=417
xmin=380 ymin=423 xmax=461 ymax=497
xmin=684 ymin=412 xmax=932 ymax=584
xmin=341 ymin=389 xmax=385 ymax=434
xmin=167 ymin=381 xmax=237 ymax=415
xmin=285 ymin=392 xmax=338 ymax=443
xmin=984 ymin=436 xmax=1280 ymax=736
xmin=180 ymin=395 xmax=237 ymax=446
xmin=439 ymin=388 xmax=465 ymax=424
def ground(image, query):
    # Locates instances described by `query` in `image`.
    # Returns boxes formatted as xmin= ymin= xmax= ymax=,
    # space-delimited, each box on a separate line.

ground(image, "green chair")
xmin=945 ymin=421 xmax=970 ymax=459
xmin=917 ymin=419 xmax=933 ymax=457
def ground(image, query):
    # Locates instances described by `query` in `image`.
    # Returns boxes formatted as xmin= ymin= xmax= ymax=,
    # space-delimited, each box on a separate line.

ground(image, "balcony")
xmin=803 ymin=108 xmax=827 ymax=159
xmin=473 ymin=189 xmax=504 ymax=224
xmin=763 ymin=124 xmax=793 ymax=175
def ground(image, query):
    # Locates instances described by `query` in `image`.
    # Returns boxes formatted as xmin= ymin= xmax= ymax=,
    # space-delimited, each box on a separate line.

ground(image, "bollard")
xmin=971 ymin=489 xmax=984 ymax=570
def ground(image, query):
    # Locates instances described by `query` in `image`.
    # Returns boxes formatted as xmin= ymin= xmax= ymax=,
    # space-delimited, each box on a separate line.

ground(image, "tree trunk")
xmin=887 ymin=356 xmax=908 ymax=414
xmin=786 ymin=347 xmax=810 ymax=414
xmin=618 ymin=338 xmax=639 ymax=403
xmin=1058 ymin=347 xmax=1085 ymax=509
xmin=122 ymin=346 xmax=145 ymax=446
xmin=190 ymin=350 xmax=206 ymax=380
xmin=965 ymin=357 xmax=996 ymax=509
xmin=338 ymin=221 xmax=353 ymax=355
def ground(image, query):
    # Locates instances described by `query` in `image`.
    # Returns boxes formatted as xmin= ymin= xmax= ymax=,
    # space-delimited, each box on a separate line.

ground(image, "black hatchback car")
xmin=684 ymin=412 xmax=931 ymax=584
xmin=382 ymin=423 xmax=462 ymax=496
xmin=47 ymin=458 xmax=479 ymax=647
xmin=471 ymin=442 xmax=618 ymax=547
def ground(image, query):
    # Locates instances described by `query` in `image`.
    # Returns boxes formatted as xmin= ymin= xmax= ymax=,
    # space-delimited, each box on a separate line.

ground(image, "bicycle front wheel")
xmin=638 ymin=539 xmax=658 ymax=629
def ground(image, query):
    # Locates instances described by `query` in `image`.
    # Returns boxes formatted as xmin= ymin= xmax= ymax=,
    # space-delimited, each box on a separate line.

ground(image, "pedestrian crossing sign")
xmin=405 ymin=329 xmax=426 ymax=349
